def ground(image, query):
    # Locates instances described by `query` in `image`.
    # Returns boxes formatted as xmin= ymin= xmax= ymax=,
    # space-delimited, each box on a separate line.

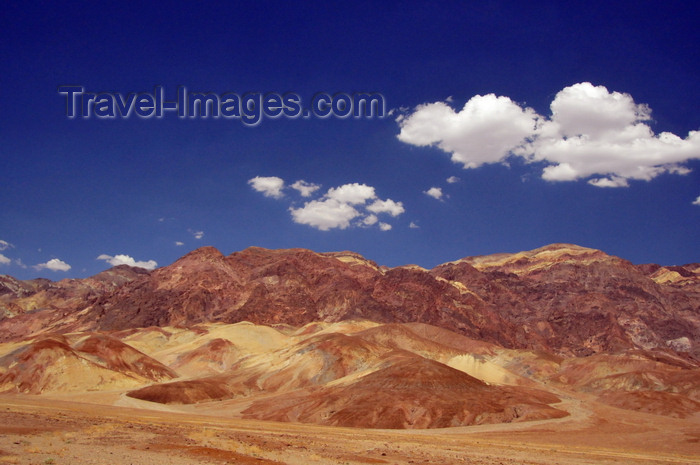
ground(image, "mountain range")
xmin=0 ymin=243 xmax=698 ymax=428
xmin=2 ymin=243 xmax=698 ymax=357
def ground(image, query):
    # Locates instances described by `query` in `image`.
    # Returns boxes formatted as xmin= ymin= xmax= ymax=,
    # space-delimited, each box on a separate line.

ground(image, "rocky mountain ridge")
xmin=1 ymin=243 xmax=698 ymax=359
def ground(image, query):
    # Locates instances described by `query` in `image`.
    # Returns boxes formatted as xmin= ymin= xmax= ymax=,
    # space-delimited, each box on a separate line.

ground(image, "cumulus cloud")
xmin=34 ymin=258 xmax=71 ymax=272
xmin=398 ymin=94 xmax=539 ymax=169
xmin=290 ymin=198 xmax=360 ymax=231
xmin=398 ymin=82 xmax=700 ymax=187
xmin=0 ymin=254 xmax=10 ymax=265
xmin=693 ymin=196 xmax=700 ymax=206
xmin=251 ymin=176 xmax=405 ymax=231
xmin=0 ymin=240 xmax=12 ymax=251
xmin=325 ymin=183 xmax=376 ymax=204
xmin=97 ymin=254 xmax=158 ymax=270
xmin=424 ymin=187 xmax=444 ymax=200
xmin=290 ymin=183 xmax=405 ymax=231
xmin=409 ymin=221 xmax=420 ymax=229
xmin=248 ymin=176 xmax=285 ymax=198
xmin=291 ymin=180 xmax=321 ymax=197
xmin=363 ymin=215 xmax=378 ymax=226
xmin=367 ymin=199 xmax=405 ymax=217
xmin=446 ymin=176 xmax=460 ymax=183
xmin=175 ymin=241 xmax=184 ymax=246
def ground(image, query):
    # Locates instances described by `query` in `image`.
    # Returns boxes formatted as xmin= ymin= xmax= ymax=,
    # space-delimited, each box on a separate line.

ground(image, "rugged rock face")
xmin=0 ymin=244 xmax=698 ymax=359
xmin=0 ymin=265 xmax=148 ymax=319
xmin=433 ymin=244 xmax=700 ymax=356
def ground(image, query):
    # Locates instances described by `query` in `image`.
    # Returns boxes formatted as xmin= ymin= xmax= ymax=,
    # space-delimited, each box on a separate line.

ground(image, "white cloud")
xmin=446 ymin=176 xmax=460 ymax=183
xmin=424 ymin=187 xmax=443 ymax=200
xmin=0 ymin=254 xmax=10 ymax=265
xmin=325 ymin=183 xmax=376 ymax=204
xmin=15 ymin=259 xmax=27 ymax=269
xmin=409 ymin=222 xmax=420 ymax=229
xmin=248 ymin=176 xmax=285 ymax=198
xmin=367 ymin=199 xmax=405 ymax=217
xmin=291 ymin=180 xmax=321 ymax=197
xmin=34 ymin=258 xmax=71 ymax=272
xmin=190 ymin=230 xmax=204 ymax=240
xmin=379 ymin=222 xmax=392 ymax=231
xmin=97 ymin=254 xmax=158 ymax=270
xmin=175 ymin=241 xmax=184 ymax=246
xmin=363 ymin=214 xmax=378 ymax=226
xmin=252 ymin=177 xmax=405 ymax=231
xmin=693 ymin=196 xmax=700 ymax=206
xmin=290 ymin=198 xmax=360 ymax=231
xmin=398 ymin=94 xmax=540 ymax=169
xmin=398 ymin=82 xmax=700 ymax=187
xmin=0 ymin=240 xmax=12 ymax=251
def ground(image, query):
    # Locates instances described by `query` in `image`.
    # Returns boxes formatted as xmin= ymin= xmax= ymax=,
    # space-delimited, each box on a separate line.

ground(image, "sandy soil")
xmin=1 ymin=392 xmax=698 ymax=465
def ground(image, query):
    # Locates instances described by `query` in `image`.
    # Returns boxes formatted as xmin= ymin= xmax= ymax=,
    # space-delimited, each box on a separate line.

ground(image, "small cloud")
xmin=325 ymin=183 xmax=376 ymax=205
xmin=97 ymin=254 xmax=158 ymax=270
xmin=367 ymin=199 xmax=405 ymax=217
xmin=0 ymin=240 xmax=13 ymax=251
xmin=189 ymin=230 xmax=204 ymax=240
xmin=15 ymin=258 xmax=27 ymax=269
xmin=259 ymin=178 xmax=405 ymax=232
xmin=175 ymin=241 xmax=184 ymax=246
xmin=424 ymin=187 xmax=444 ymax=200
xmin=409 ymin=222 xmax=420 ymax=229
xmin=248 ymin=176 xmax=285 ymax=199
xmin=34 ymin=258 xmax=71 ymax=272
xmin=0 ymin=254 xmax=10 ymax=265
xmin=446 ymin=176 xmax=460 ymax=184
xmin=290 ymin=198 xmax=360 ymax=231
xmin=290 ymin=183 xmax=405 ymax=231
xmin=291 ymin=180 xmax=321 ymax=197
xmin=363 ymin=214 xmax=378 ymax=226
xmin=379 ymin=222 xmax=392 ymax=231
xmin=693 ymin=196 xmax=700 ymax=206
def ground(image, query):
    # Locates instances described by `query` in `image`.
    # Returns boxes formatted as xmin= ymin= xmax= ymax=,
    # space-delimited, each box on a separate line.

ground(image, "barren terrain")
xmin=0 ymin=320 xmax=698 ymax=464
xmin=0 ymin=244 xmax=698 ymax=463
xmin=1 ymin=391 xmax=698 ymax=465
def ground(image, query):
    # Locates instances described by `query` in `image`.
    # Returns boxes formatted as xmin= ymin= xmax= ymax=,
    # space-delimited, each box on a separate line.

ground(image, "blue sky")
xmin=1 ymin=1 xmax=698 ymax=279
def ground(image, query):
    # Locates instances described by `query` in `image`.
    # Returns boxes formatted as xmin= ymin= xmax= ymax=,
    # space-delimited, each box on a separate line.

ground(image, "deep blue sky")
xmin=1 ymin=1 xmax=698 ymax=279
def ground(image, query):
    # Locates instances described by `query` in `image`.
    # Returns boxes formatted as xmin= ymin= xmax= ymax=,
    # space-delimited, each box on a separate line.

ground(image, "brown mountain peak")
xmin=91 ymin=264 xmax=151 ymax=285
xmin=459 ymin=242 xmax=619 ymax=274
xmin=174 ymin=246 xmax=225 ymax=264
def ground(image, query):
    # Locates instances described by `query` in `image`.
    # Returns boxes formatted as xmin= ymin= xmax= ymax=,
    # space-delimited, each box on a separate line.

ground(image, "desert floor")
xmin=0 ymin=391 xmax=698 ymax=465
